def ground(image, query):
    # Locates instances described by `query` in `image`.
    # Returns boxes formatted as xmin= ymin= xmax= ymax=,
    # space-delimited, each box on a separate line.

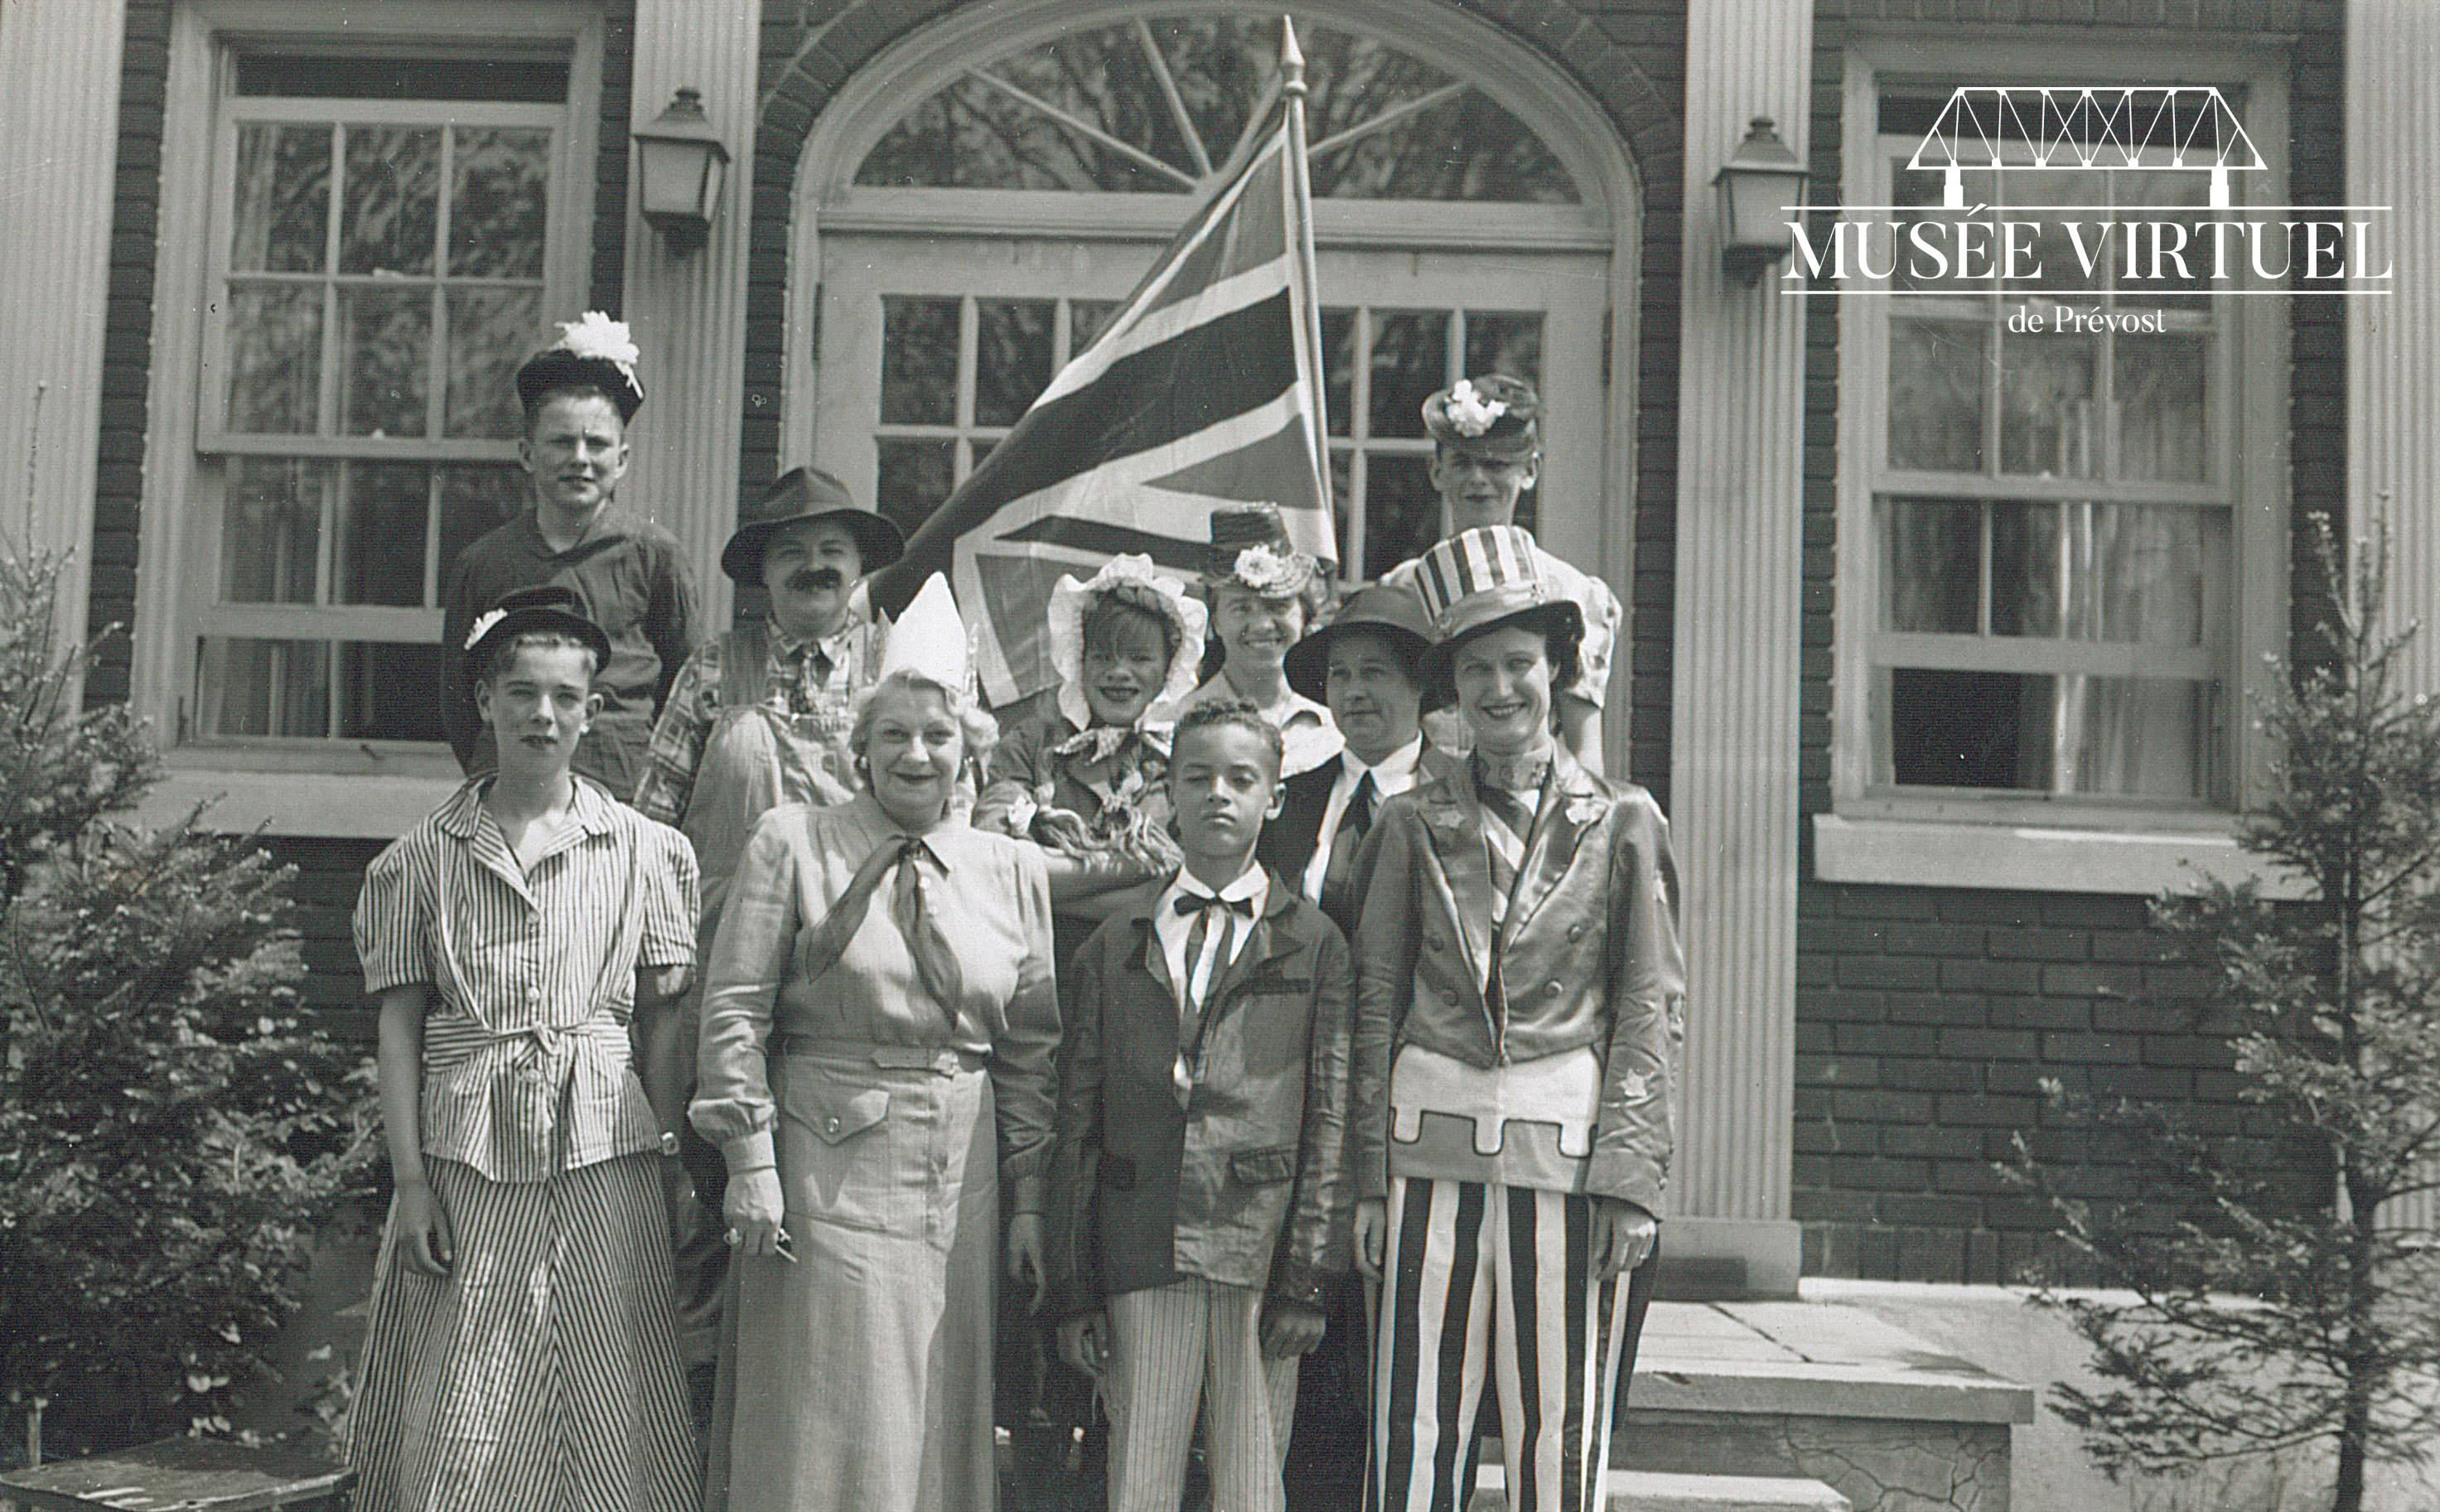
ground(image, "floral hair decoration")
xmin=1441 ymin=378 xmax=1510 ymax=438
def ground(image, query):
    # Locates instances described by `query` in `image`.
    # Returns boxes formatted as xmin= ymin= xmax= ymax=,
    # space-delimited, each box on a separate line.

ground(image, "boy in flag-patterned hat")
xmin=1381 ymin=374 xmax=1624 ymax=775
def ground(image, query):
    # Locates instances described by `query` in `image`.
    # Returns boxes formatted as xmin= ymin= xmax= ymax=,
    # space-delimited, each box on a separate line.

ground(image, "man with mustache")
xmin=631 ymin=464 xmax=906 ymax=1442
xmin=442 ymin=314 xmax=697 ymax=796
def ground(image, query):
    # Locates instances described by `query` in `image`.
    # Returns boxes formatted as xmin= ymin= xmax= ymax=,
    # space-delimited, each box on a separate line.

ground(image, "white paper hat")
xmin=877 ymin=573 xmax=974 ymax=693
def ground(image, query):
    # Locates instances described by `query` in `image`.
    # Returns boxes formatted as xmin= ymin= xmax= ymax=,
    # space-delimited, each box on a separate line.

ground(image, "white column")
xmin=2351 ymin=0 xmax=2440 ymax=1232
xmin=0 ymin=0 xmax=128 ymax=650
xmin=621 ymin=0 xmax=761 ymax=630
xmin=1666 ymin=0 xmax=1814 ymax=1297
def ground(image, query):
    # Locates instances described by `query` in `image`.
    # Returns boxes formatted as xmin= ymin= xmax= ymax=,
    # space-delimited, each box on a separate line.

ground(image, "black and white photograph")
xmin=0 ymin=1 xmax=2433 ymax=1509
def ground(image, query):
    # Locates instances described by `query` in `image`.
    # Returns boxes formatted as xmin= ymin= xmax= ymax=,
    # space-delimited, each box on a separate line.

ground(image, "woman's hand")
xmin=1006 ymin=1211 xmax=1046 ymax=1310
xmin=1591 ymin=1196 xmax=1656 ymax=1281
xmin=724 ymin=1168 xmax=792 ymax=1262
xmin=1355 ymin=1197 xmax=1389 ymax=1279
xmin=394 ymin=1180 xmax=454 ymax=1276
xmin=1057 ymin=1310 xmax=1111 ymax=1379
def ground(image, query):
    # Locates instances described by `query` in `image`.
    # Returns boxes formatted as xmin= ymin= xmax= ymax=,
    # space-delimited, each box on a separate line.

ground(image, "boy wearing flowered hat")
xmin=1384 ymin=374 xmax=1625 ymax=775
xmin=442 ymin=313 xmax=697 ymax=797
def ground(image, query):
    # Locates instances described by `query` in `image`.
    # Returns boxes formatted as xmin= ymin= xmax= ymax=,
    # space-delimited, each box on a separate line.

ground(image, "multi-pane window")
xmin=1867 ymin=105 xmax=2233 ymax=805
xmin=190 ymin=51 xmax=575 ymax=745
xmin=867 ymin=293 xmax=1545 ymax=581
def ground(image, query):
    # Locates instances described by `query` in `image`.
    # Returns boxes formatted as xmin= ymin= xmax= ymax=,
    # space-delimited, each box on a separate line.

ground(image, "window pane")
xmin=2071 ymin=503 xmax=2219 ymax=645
xmin=2116 ymin=334 xmax=2208 ymax=483
xmin=1887 ymin=668 xmax=2210 ymax=799
xmin=877 ymin=437 xmax=955 ymax=538
xmin=1889 ymin=154 xmax=1996 ymax=294
xmin=445 ymin=286 xmax=544 ymax=438
xmin=1362 ymin=452 xmax=1439 ymax=576
xmin=339 ymin=285 xmax=432 ymax=436
xmin=1321 ymin=308 xmax=1355 ymax=438
xmin=336 ymin=462 xmax=430 ymax=607
xmin=338 ymin=642 xmax=448 ymax=742
xmin=1887 ymin=320 xmax=1983 ymax=471
xmin=1328 ymin=448 xmax=1353 ymax=564
xmin=221 ymin=457 xmax=326 ymax=604
xmin=1998 ymin=332 xmax=2096 ymax=477
xmin=2000 ymin=169 xmax=2109 ymax=296
xmin=1070 ymin=299 xmax=1120 ymax=353
xmin=881 ymin=297 xmax=959 ymax=426
xmin=341 ymin=126 xmax=439 ymax=277
xmin=974 ymin=300 xmax=1054 ymax=428
xmin=1881 ymin=498 xmax=1979 ymax=633
xmin=224 ymin=283 xmax=325 ymax=433
xmin=438 ymin=465 xmax=527 ymax=576
xmin=2112 ymin=168 xmax=2213 ymax=310
xmin=1464 ymin=311 xmax=1543 ymax=387
xmin=1369 ymin=311 xmax=1448 ymax=440
xmin=1989 ymin=501 xmax=2062 ymax=636
xmin=449 ymin=127 xmax=550 ymax=278
xmin=231 ymin=123 xmax=330 ymax=273
xmin=197 ymin=637 xmax=330 ymax=738
xmin=1310 ymin=88 xmax=1578 ymax=204
xmin=234 ymin=52 xmax=569 ymax=103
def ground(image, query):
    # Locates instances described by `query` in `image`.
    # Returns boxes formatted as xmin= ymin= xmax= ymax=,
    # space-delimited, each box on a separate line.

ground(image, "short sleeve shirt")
xmin=355 ymin=777 xmax=700 ymax=1181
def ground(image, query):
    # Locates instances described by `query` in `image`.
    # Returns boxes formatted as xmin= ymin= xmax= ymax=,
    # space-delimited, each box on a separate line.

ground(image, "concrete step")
xmin=1469 ymin=1466 xmax=1851 ymax=1512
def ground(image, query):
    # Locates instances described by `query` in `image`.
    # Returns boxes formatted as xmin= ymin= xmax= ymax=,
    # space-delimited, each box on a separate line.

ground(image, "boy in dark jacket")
xmin=1046 ymin=698 xmax=1355 ymax=1512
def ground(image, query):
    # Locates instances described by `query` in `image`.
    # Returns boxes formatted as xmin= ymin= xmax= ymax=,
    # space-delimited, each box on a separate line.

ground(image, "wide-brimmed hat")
xmin=515 ymin=312 xmax=645 ymax=422
xmin=1412 ymin=526 xmax=1583 ymax=692
xmin=1283 ymin=582 xmax=1440 ymax=706
xmin=721 ymin=466 xmax=906 ymax=583
xmin=462 ymin=584 xmax=612 ymax=679
xmin=1423 ymin=374 xmax=1540 ymax=459
xmin=1202 ymin=503 xmax=1322 ymax=599
xmin=1048 ymin=554 xmax=1207 ymax=726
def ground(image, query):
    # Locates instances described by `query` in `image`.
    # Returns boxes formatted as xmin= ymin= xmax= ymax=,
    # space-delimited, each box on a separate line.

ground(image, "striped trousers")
xmin=1370 ymin=1177 xmax=1655 ymax=1512
xmin=1105 ymin=1278 xmax=1302 ymax=1512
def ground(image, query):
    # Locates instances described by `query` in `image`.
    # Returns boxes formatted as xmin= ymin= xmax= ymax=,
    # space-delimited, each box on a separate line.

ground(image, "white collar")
xmin=1342 ymin=734 xmax=1424 ymax=785
xmin=1161 ymin=859 xmax=1268 ymax=911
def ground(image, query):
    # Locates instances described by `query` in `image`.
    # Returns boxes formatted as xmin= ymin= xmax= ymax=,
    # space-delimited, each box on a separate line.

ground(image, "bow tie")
xmin=1174 ymin=891 xmax=1256 ymax=917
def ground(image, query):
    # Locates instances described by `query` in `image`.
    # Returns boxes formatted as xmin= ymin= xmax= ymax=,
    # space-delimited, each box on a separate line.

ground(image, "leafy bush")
xmin=0 ymin=543 xmax=374 ymax=1460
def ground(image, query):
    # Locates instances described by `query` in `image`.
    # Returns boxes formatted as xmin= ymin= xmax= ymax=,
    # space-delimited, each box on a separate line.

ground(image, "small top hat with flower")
xmin=461 ymin=583 xmax=614 ymax=682
xmin=1422 ymin=374 xmax=1541 ymax=458
xmin=1201 ymin=502 xmax=1323 ymax=600
xmin=515 ymin=312 xmax=645 ymax=422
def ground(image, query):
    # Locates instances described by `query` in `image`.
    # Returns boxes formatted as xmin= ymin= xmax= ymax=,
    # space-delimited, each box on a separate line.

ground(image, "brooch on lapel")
xmin=1564 ymin=795 xmax=1607 ymax=826
xmin=1620 ymin=1070 xmax=1652 ymax=1100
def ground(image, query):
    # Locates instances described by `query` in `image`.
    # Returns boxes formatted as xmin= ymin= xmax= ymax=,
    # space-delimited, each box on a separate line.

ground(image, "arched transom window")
xmin=800 ymin=5 xmax=1626 ymax=584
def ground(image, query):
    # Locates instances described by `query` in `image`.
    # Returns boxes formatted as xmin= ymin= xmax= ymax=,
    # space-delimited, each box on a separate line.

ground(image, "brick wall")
xmin=273 ymin=838 xmax=389 ymax=1045
xmin=1794 ymin=0 xmax=2348 ymax=1280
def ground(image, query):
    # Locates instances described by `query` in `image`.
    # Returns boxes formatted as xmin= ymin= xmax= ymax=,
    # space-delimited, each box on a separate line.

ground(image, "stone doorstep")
xmin=1468 ymin=1467 xmax=1851 ymax=1512
xmin=1630 ymin=1301 xmax=2037 ymax=1426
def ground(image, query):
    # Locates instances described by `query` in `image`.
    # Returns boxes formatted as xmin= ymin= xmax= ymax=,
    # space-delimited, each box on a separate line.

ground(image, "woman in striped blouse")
xmin=350 ymin=586 xmax=702 ymax=1512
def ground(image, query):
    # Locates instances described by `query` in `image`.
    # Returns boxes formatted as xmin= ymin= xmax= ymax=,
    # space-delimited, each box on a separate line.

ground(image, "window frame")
xmin=1830 ymin=36 xmax=2291 ymax=834
xmin=132 ymin=0 xmax=602 ymax=777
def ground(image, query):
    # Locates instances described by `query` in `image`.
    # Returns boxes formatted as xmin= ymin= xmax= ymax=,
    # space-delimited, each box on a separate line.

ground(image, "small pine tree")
xmin=0 ymin=539 xmax=374 ymax=1460
xmin=2014 ymin=516 xmax=2440 ymax=1512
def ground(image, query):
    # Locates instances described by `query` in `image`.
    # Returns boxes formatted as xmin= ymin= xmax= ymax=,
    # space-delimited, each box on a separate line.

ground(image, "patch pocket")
xmin=1229 ymin=1146 xmax=1297 ymax=1186
xmin=775 ymin=1070 xmax=905 ymax=1232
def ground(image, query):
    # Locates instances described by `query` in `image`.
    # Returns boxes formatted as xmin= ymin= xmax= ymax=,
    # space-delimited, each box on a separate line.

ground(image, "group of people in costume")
xmin=350 ymin=315 xmax=1684 ymax=1512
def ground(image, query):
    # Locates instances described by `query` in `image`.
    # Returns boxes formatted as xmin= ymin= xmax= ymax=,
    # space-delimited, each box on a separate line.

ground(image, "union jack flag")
xmin=873 ymin=103 xmax=1335 ymax=709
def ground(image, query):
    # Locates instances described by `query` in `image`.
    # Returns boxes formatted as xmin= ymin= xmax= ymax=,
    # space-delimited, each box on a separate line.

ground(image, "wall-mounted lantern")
xmin=634 ymin=87 xmax=730 ymax=255
xmin=1714 ymin=116 xmax=1809 ymax=287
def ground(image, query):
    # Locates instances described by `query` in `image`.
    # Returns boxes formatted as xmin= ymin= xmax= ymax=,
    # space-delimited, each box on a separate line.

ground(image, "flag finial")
xmin=1280 ymin=16 xmax=1307 ymax=98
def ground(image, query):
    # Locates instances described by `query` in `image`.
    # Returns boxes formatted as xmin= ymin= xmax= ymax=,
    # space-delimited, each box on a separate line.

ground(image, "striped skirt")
xmin=350 ymin=1154 xmax=698 ymax=1512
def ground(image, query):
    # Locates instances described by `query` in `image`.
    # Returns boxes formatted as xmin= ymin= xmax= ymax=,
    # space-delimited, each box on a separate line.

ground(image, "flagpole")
xmin=1279 ymin=15 xmax=1336 ymax=541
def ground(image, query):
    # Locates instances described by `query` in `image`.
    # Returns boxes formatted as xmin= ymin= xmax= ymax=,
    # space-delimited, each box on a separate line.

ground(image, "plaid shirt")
xmin=632 ymin=606 xmax=884 ymax=826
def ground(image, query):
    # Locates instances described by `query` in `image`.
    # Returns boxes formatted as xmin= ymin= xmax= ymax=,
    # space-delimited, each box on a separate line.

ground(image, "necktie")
xmin=797 ymin=833 xmax=964 ymax=1018
xmin=1172 ymin=891 xmax=1254 ymax=1106
xmin=1474 ymin=759 xmax=1546 ymax=1029
xmin=1318 ymin=770 xmax=1377 ymax=921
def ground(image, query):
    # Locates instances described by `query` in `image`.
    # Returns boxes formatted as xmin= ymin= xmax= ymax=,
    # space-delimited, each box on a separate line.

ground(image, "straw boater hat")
xmin=720 ymin=466 xmax=906 ymax=583
xmin=515 ymin=312 xmax=646 ymax=422
xmin=1283 ymin=582 xmax=1442 ymax=708
xmin=1047 ymin=554 xmax=1207 ymax=728
xmin=461 ymin=584 xmax=612 ymax=680
xmin=1422 ymin=374 xmax=1540 ymax=459
xmin=1410 ymin=525 xmax=1583 ymax=695
xmin=1202 ymin=502 xmax=1322 ymax=599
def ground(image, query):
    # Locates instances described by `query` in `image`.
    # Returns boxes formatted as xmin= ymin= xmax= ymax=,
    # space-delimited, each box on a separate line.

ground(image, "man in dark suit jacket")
xmin=1258 ymin=582 xmax=1440 ymax=940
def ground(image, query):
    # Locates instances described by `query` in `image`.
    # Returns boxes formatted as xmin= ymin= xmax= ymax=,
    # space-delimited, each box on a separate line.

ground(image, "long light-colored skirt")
xmin=350 ymin=1153 xmax=698 ymax=1512
xmin=706 ymin=1049 xmax=998 ymax=1512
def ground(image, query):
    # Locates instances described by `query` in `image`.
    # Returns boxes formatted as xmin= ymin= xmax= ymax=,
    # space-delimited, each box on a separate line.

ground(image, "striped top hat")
xmin=1412 ymin=526 xmax=1584 ymax=690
